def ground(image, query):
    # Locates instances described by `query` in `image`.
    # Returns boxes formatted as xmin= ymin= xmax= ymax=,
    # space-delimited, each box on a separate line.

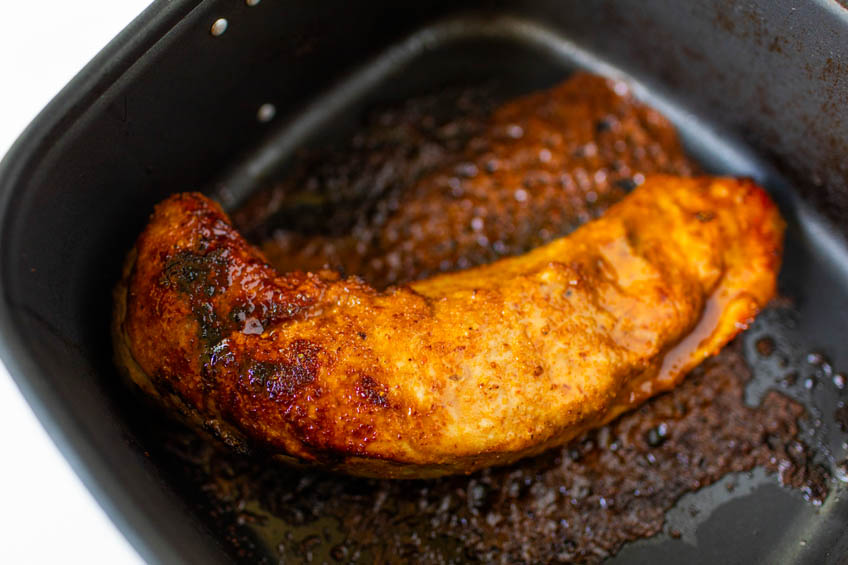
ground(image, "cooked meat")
xmin=114 ymin=175 xmax=783 ymax=478
xmin=236 ymin=73 xmax=696 ymax=289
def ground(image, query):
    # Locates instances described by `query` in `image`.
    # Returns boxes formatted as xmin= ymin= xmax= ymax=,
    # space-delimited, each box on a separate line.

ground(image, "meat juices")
xmin=140 ymin=74 xmax=828 ymax=562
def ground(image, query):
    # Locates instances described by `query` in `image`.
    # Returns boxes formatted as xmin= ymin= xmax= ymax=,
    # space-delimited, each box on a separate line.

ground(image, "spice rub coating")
xmin=115 ymin=176 xmax=783 ymax=478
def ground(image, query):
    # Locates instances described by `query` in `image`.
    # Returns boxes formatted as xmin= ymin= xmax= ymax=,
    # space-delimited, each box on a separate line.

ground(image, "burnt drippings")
xmin=835 ymin=404 xmax=848 ymax=434
xmin=147 ymin=341 xmax=831 ymax=564
xmin=234 ymin=85 xmax=497 ymax=241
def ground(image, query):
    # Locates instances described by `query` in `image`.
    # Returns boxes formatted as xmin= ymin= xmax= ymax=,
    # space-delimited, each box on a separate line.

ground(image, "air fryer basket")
xmin=0 ymin=0 xmax=847 ymax=563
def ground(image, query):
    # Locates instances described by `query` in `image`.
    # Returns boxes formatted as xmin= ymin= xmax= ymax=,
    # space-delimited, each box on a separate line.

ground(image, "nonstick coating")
xmin=0 ymin=1 xmax=846 ymax=563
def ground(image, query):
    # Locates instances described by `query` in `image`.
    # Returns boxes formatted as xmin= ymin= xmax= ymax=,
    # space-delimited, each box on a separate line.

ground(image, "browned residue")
xmin=238 ymin=74 xmax=695 ymax=289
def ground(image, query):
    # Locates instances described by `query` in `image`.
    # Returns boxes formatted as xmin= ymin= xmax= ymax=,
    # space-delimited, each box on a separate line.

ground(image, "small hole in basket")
xmin=257 ymin=103 xmax=276 ymax=123
xmin=210 ymin=18 xmax=228 ymax=36
xmin=246 ymin=0 xmax=261 ymax=6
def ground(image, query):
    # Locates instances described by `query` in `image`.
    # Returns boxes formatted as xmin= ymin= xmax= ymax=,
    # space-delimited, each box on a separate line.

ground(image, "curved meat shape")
xmin=114 ymin=175 xmax=783 ymax=478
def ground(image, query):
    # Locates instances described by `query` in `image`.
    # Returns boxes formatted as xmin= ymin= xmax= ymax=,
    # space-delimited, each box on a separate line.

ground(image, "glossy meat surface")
xmin=114 ymin=176 xmax=783 ymax=478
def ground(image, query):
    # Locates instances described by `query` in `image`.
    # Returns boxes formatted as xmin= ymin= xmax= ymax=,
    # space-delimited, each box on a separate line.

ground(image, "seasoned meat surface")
xmin=114 ymin=176 xmax=783 ymax=478
xmin=237 ymin=73 xmax=696 ymax=289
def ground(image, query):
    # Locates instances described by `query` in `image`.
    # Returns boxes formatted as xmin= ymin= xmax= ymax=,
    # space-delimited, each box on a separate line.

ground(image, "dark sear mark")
xmin=695 ymin=210 xmax=716 ymax=222
xmin=241 ymin=340 xmax=324 ymax=404
xmin=160 ymin=248 xmax=232 ymax=346
xmin=355 ymin=375 xmax=389 ymax=408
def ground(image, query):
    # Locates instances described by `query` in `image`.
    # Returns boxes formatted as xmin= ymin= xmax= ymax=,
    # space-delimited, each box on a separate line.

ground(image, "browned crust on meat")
xmin=114 ymin=175 xmax=783 ymax=478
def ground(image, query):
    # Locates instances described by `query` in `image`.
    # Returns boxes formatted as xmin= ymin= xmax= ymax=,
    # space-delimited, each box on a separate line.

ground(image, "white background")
xmin=0 ymin=2 xmax=153 ymax=563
